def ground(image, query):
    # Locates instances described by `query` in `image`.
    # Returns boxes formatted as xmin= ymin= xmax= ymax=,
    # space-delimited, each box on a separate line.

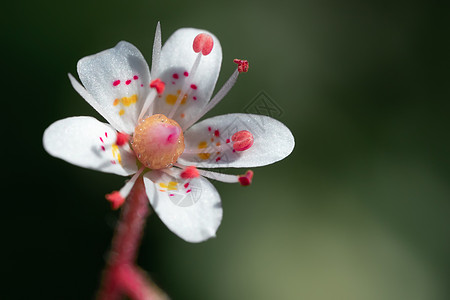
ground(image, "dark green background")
xmin=4 ymin=0 xmax=449 ymax=299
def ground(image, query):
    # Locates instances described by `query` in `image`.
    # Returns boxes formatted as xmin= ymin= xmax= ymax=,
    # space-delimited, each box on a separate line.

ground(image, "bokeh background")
xmin=4 ymin=0 xmax=449 ymax=299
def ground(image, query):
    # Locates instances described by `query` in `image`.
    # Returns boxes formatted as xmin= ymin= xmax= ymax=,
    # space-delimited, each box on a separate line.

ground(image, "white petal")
xmin=43 ymin=116 xmax=138 ymax=176
xmin=143 ymin=169 xmax=222 ymax=243
xmin=178 ymin=114 xmax=295 ymax=168
xmin=152 ymin=28 xmax=222 ymax=129
xmin=77 ymin=41 xmax=151 ymax=134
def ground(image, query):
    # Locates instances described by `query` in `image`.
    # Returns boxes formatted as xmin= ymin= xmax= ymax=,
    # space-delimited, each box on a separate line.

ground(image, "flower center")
xmin=132 ymin=114 xmax=185 ymax=169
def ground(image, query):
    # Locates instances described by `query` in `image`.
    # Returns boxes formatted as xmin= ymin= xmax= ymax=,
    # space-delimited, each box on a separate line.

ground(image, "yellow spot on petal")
xmin=165 ymin=93 xmax=187 ymax=105
xmin=198 ymin=141 xmax=208 ymax=149
xmin=198 ymin=153 xmax=211 ymax=160
xmin=119 ymin=109 xmax=125 ymax=116
xmin=121 ymin=94 xmax=138 ymax=106
xmin=111 ymin=144 xmax=122 ymax=165
xmin=159 ymin=181 xmax=178 ymax=191
xmin=165 ymin=94 xmax=177 ymax=105
xmin=168 ymin=181 xmax=178 ymax=191
xmin=113 ymin=99 xmax=120 ymax=106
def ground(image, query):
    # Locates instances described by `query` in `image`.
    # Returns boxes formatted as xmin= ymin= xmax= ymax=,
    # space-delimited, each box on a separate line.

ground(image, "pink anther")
xmin=105 ymin=191 xmax=125 ymax=210
xmin=193 ymin=33 xmax=214 ymax=56
xmin=233 ymin=59 xmax=249 ymax=73
xmin=180 ymin=166 xmax=200 ymax=179
xmin=231 ymin=130 xmax=254 ymax=151
xmin=238 ymin=170 xmax=254 ymax=186
xmin=115 ymin=132 xmax=129 ymax=146
xmin=150 ymin=78 xmax=165 ymax=95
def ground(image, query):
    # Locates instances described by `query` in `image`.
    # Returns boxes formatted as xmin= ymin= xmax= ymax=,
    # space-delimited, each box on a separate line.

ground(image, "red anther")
xmin=115 ymin=132 xmax=129 ymax=146
xmin=105 ymin=191 xmax=125 ymax=210
xmin=238 ymin=170 xmax=254 ymax=186
xmin=231 ymin=130 xmax=254 ymax=151
xmin=180 ymin=166 xmax=200 ymax=179
xmin=150 ymin=78 xmax=165 ymax=95
xmin=193 ymin=33 xmax=214 ymax=56
xmin=233 ymin=59 xmax=249 ymax=73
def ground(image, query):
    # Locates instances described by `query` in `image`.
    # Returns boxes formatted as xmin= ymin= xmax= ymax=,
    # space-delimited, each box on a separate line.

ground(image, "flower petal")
xmin=178 ymin=113 xmax=295 ymax=168
xmin=152 ymin=28 xmax=222 ymax=129
xmin=143 ymin=169 xmax=222 ymax=243
xmin=43 ymin=116 xmax=138 ymax=176
xmin=77 ymin=41 xmax=151 ymax=134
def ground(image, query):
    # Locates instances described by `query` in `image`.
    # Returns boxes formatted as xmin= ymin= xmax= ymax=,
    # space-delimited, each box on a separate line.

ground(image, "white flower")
xmin=43 ymin=23 xmax=294 ymax=243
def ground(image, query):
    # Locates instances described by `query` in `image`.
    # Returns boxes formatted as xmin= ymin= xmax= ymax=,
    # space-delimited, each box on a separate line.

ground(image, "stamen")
xmin=115 ymin=132 xmax=130 ymax=146
xmin=238 ymin=170 xmax=254 ymax=186
xmin=182 ymin=59 xmax=249 ymax=130
xmin=232 ymin=130 xmax=254 ymax=151
xmin=193 ymin=33 xmax=214 ymax=56
xmin=105 ymin=166 xmax=145 ymax=209
xmin=197 ymin=169 xmax=239 ymax=183
xmin=175 ymin=163 xmax=240 ymax=183
xmin=138 ymin=78 xmax=165 ymax=122
xmin=180 ymin=166 xmax=200 ymax=179
xmin=168 ymin=33 xmax=215 ymax=119
xmin=137 ymin=89 xmax=157 ymax=122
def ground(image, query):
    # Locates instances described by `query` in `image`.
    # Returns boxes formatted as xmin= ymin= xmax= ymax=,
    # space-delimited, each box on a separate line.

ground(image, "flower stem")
xmin=97 ymin=177 xmax=163 ymax=300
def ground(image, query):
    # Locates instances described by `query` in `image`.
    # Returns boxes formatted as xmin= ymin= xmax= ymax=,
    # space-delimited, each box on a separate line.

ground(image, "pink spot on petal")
xmin=172 ymin=73 xmax=179 ymax=79
xmin=214 ymin=130 xmax=220 ymax=137
xmin=133 ymin=75 xmax=139 ymax=80
xmin=101 ymin=146 xmax=105 ymax=151
xmin=100 ymin=137 xmax=104 ymax=143
xmin=172 ymin=81 xmax=176 ymax=85
xmin=186 ymin=189 xmax=191 ymax=193
xmin=184 ymin=71 xmax=189 ymax=77
xmin=208 ymin=127 xmax=212 ymax=132
xmin=113 ymin=80 xmax=120 ymax=86
xmin=190 ymin=84 xmax=197 ymax=90
xmin=111 ymin=160 xmax=116 ymax=164
xmin=216 ymin=157 xmax=221 ymax=162
xmin=193 ymin=96 xmax=197 ymax=100
xmin=226 ymin=138 xmax=231 ymax=143
xmin=140 ymin=84 xmax=143 ymax=87
xmin=105 ymin=132 xmax=108 ymax=138
xmin=184 ymin=182 xmax=190 ymax=188
xmin=125 ymin=80 xmax=132 ymax=85
xmin=169 ymin=194 xmax=174 ymax=197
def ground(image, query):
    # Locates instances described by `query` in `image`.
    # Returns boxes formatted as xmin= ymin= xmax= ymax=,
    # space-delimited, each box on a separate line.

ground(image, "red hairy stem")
xmin=97 ymin=177 xmax=162 ymax=300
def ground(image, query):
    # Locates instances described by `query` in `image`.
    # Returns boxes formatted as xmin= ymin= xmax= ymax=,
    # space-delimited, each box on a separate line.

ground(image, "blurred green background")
xmin=4 ymin=0 xmax=450 ymax=299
